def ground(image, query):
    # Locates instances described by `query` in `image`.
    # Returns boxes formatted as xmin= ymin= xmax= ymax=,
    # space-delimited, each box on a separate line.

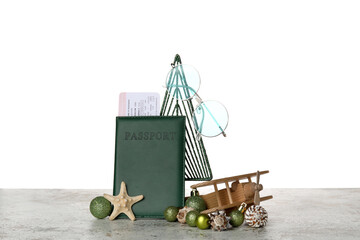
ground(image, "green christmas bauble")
xmin=90 ymin=196 xmax=112 ymax=219
xmin=109 ymin=204 xmax=114 ymax=216
xmin=164 ymin=206 xmax=179 ymax=222
xmin=186 ymin=210 xmax=200 ymax=227
xmin=230 ymin=209 xmax=245 ymax=227
xmin=196 ymin=214 xmax=210 ymax=230
xmin=185 ymin=196 xmax=207 ymax=212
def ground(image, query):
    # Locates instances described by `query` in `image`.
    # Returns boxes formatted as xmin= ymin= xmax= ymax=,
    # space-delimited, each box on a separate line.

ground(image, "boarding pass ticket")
xmin=118 ymin=92 xmax=160 ymax=116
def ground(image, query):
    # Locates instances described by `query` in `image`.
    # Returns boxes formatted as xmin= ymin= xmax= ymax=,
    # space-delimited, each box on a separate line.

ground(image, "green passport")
xmin=113 ymin=116 xmax=186 ymax=218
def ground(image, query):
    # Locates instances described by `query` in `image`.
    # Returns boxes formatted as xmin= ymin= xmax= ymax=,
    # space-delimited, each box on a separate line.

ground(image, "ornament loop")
xmin=191 ymin=188 xmax=199 ymax=196
xmin=239 ymin=202 xmax=247 ymax=213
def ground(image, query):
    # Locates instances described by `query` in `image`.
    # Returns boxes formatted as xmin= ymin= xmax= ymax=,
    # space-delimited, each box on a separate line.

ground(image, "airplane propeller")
xmin=253 ymin=170 xmax=263 ymax=205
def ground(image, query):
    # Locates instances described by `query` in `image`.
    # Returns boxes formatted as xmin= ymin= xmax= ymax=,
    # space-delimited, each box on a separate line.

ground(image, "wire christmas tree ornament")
xmin=160 ymin=54 xmax=229 ymax=181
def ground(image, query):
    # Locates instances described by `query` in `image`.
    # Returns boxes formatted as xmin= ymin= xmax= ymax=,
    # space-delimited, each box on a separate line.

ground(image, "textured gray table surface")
xmin=1 ymin=189 xmax=359 ymax=240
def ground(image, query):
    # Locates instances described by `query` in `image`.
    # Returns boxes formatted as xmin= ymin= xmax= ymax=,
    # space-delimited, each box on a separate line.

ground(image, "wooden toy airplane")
xmin=190 ymin=170 xmax=273 ymax=214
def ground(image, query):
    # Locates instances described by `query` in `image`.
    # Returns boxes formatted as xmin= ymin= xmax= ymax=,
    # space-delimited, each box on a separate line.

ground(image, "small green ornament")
xmin=164 ymin=206 xmax=179 ymax=222
xmin=196 ymin=214 xmax=211 ymax=230
xmin=185 ymin=196 xmax=207 ymax=212
xmin=230 ymin=203 xmax=246 ymax=227
xmin=186 ymin=210 xmax=200 ymax=227
xmin=90 ymin=196 xmax=112 ymax=219
xmin=230 ymin=210 xmax=244 ymax=227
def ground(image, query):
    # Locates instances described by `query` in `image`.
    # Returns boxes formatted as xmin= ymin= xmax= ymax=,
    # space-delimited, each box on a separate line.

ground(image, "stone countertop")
xmin=1 ymin=189 xmax=359 ymax=240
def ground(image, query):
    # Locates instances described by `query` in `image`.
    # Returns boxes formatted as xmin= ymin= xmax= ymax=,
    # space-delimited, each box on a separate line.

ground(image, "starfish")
xmin=104 ymin=181 xmax=144 ymax=221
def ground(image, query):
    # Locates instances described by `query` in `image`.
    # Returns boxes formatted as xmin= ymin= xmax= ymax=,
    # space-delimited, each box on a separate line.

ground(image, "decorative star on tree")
xmin=104 ymin=181 xmax=144 ymax=221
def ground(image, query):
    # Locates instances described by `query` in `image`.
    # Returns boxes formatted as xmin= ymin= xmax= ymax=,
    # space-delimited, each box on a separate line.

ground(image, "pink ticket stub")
xmin=118 ymin=92 xmax=160 ymax=116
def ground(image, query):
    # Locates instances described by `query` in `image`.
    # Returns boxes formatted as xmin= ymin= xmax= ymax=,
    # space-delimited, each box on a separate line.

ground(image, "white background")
xmin=1 ymin=0 xmax=359 ymax=189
